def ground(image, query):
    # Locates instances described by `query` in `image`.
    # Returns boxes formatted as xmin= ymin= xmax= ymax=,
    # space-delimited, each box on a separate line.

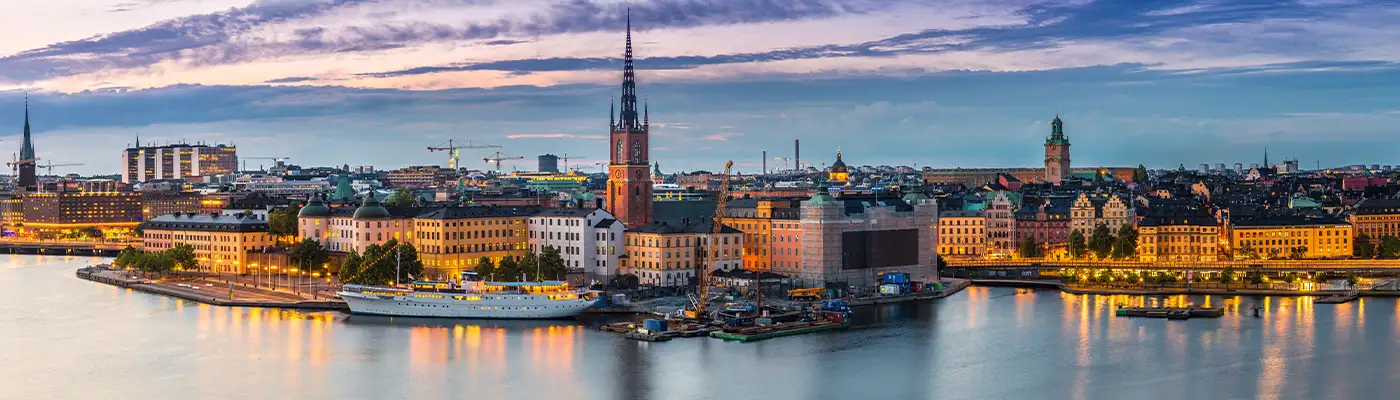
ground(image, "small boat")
xmin=623 ymin=329 xmax=671 ymax=342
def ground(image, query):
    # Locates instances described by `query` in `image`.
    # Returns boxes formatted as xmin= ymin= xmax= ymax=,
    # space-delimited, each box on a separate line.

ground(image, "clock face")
xmin=634 ymin=170 xmax=643 ymax=179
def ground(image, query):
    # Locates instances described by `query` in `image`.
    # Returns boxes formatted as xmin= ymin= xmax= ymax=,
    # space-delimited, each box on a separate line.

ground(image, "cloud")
xmin=702 ymin=132 xmax=744 ymax=141
xmin=264 ymin=76 xmax=319 ymax=84
xmin=507 ymin=133 xmax=606 ymax=139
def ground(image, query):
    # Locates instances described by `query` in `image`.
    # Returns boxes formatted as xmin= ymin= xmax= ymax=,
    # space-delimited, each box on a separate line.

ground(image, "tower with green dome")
xmin=1044 ymin=115 xmax=1071 ymax=184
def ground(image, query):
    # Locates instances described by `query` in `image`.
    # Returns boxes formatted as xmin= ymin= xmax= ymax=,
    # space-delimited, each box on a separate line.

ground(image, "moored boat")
xmin=338 ymin=272 xmax=598 ymax=319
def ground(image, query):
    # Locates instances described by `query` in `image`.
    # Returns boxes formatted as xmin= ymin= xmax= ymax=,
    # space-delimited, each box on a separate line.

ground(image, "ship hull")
xmin=339 ymin=291 xmax=597 ymax=319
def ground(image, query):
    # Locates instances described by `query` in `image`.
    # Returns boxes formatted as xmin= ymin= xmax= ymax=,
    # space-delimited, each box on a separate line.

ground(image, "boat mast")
xmin=396 ymin=243 xmax=402 ymax=287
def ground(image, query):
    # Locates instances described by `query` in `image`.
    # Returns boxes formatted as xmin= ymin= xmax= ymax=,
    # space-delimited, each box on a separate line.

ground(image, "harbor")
xmin=75 ymin=265 xmax=348 ymax=311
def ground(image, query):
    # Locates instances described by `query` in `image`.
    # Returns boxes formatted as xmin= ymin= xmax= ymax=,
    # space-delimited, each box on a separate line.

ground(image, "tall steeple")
xmin=1264 ymin=146 xmax=1269 ymax=167
xmin=609 ymin=101 xmax=615 ymax=128
xmin=617 ymin=8 xmax=640 ymax=131
xmin=20 ymin=95 xmax=34 ymax=161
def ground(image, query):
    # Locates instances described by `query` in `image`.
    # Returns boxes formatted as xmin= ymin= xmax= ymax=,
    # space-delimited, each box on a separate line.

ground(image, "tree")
xmin=1235 ymin=244 xmax=1259 ymax=260
xmin=497 ymin=256 xmax=522 ymax=282
xmin=936 ymin=256 xmax=948 ymax=275
xmin=115 ymin=246 xmax=141 ymax=268
xmin=520 ymin=250 xmax=540 ymax=281
xmin=289 ymin=239 xmax=330 ymax=274
xmin=475 ymin=256 xmax=497 ymax=281
xmin=1346 ymin=273 xmax=1360 ymax=289
xmin=386 ymin=189 xmax=418 ymax=208
xmin=1355 ymin=233 xmax=1376 ymax=259
xmin=1288 ymin=246 xmax=1307 ymax=260
xmin=1089 ymin=224 xmax=1114 ymax=259
xmin=1112 ymin=224 xmax=1138 ymax=259
xmin=1132 ymin=164 xmax=1148 ymax=183
xmin=1069 ymin=230 xmax=1087 ymax=259
xmin=1017 ymin=236 xmax=1040 ymax=259
xmin=339 ymin=251 xmax=365 ymax=284
xmin=1220 ymin=265 xmax=1236 ymax=285
xmin=165 ymin=244 xmax=199 ymax=272
xmin=81 ymin=226 xmax=104 ymax=239
xmin=267 ymin=204 xmax=301 ymax=245
xmin=539 ymin=245 xmax=568 ymax=281
xmin=1379 ymin=236 xmax=1400 ymax=259
xmin=1124 ymin=271 xmax=1141 ymax=284
xmin=1312 ymin=272 xmax=1329 ymax=284
xmin=1247 ymin=270 xmax=1266 ymax=285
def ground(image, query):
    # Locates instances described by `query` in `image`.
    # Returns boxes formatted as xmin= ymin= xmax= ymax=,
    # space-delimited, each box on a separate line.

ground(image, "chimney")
xmin=795 ymin=138 xmax=800 ymax=171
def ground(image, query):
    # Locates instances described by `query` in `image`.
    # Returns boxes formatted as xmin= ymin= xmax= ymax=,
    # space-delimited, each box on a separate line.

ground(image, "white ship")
xmin=338 ymin=272 xmax=599 ymax=319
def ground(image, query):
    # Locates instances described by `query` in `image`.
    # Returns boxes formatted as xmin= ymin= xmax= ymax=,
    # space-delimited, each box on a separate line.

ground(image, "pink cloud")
xmin=507 ymin=133 xmax=605 ymax=139
xmin=702 ymin=132 xmax=744 ymax=141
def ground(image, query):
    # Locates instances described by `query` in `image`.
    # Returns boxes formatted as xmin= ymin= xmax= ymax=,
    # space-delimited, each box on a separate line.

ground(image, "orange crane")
xmin=686 ymin=160 xmax=733 ymax=320
xmin=7 ymin=154 xmax=37 ymax=177
xmin=428 ymin=139 xmax=500 ymax=169
xmin=482 ymin=151 xmax=524 ymax=171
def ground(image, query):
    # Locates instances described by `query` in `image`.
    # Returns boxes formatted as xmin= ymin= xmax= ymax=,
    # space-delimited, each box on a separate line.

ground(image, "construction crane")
xmin=482 ymin=151 xmax=524 ymax=171
xmin=36 ymin=161 xmax=84 ymax=173
xmin=773 ymin=156 xmax=792 ymax=170
xmin=242 ymin=156 xmax=290 ymax=172
xmin=7 ymin=154 xmax=37 ymax=177
xmin=686 ymin=160 xmax=734 ymax=320
xmin=428 ymin=139 xmax=501 ymax=169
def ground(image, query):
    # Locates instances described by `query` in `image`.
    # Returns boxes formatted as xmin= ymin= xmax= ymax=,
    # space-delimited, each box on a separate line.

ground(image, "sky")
xmin=2 ymin=0 xmax=1400 ymax=175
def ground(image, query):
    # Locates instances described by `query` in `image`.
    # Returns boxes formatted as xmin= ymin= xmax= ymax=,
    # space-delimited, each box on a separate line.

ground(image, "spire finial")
xmin=610 ymin=100 xmax=615 ymax=128
xmin=618 ymin=7 xmax=639 ymax=130
xmin=644 ymin=98 xmax=649 ymax=127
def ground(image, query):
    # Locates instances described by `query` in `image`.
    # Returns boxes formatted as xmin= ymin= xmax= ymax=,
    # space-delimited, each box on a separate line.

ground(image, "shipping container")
xmin=879 ymin=284 xmax=905 ymax=295
xmin=823 ymin=311 xmax=848 ymax=324
xmin=755 ymin=318 xmax=774 ymax=326
xmin=882 ymin=273 xmax=910 ymax=284
xmin=612 ymin=293 xmax=627 ymax=305
xmin=643 ymin=319 xmax=668 ymax=332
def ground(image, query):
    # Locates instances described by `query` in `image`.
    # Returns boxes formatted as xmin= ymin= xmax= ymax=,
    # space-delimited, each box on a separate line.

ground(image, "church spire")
xmin=644 ymin=99 xmax=649 ymax=127
xmin=609 ymin=100 xmax=615 ymax=128
xmin=20 ymin=94 xmax=34 ymax=161
xmin=617 ymin=8 xmax=640 ymax=131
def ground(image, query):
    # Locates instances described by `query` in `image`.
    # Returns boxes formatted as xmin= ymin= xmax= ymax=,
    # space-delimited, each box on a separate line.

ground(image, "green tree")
xmin=1379 ymin=236 xmax=1400 ymax=259
xmin=1017 ymin=236 xmax=1040 ymax=258
xmin=1069 ymin=230 xmax=1087 ymax=259
xmin=289 ymin=239 xmax=330 ymax=274
xmin=1289 ymin=246 xmax=1307 ymax=260
xmin=365 ymin=239 xmax=423 ymax=283
xmin=339 ymin=251 xmax=365 ymax=284
xmin=936 ymin=257 xmax=948 ymax=275
xmin=1220 ymin=265 xmax=1236 ymax=285
xmin=1089 ymin=224 xmax=1115 ymax=259
xmin=497 ymin=256 xmax=521 ymax=282
xmin=1312 ymin=272 xmax=1329 ymax=284
xmin=519 ymin=250 xmax=540 ymax=281
xmin=164 ymin=244 xmax=199 ymax=272
xmin=1132 ymin=164 xmax=1148 ymax=183
xmin=385 ymin=189 xmax=418 ymax=208
xmin=1247 ymin=270 xmax=1266 ymax=285
xmin=475 ymin=256 xmax=497 ymax=281
xmin=1235 ymin=244 xmax=1259 ymax=260
xmin=1346 ymin=273 xmax=1360 ymax=289
xmin=1112 ymin=224 xmax=1138 ymax=259
xmin=1354 ymin=233 xmax=1376 ymax=259
xmin=115 ymin=246 xmax=141 ymax=268
xmin=1124 ymin=271 xmax=1141 ymax=284
xmin=539 ymin=245 xmax=568 ymax=281
xmin=81 ymin=226 xmax=104 ymax=239
xmin=267 ymin=204 xmax=301 ymax=245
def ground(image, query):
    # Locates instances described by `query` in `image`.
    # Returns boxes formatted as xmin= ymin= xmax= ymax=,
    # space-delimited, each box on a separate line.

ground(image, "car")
xmin=177 ymin=283 xmax=191 ymax=288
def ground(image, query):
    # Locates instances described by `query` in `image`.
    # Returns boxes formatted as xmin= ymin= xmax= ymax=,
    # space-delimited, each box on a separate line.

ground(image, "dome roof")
xmin=830 ymin=150 xmax=847 ymax=170
xmin=352 ymin=196 xmax=392 ymax=220
xmin=806 ymin=193 xmax=837 ymax=205
xmin=297 ymin=196 xmax=331 ymax=218
xmin=902 ymin=192 xmax=930 ymax=202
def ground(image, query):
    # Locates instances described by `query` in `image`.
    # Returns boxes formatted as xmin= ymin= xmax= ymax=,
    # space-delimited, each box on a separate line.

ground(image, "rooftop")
xmin=145 ymin=213 xmax=269 ymax=232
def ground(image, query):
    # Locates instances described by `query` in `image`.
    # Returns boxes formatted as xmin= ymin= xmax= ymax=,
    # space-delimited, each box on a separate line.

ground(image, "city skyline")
xmin=2 ymin=0 xmax=1399 ymax=175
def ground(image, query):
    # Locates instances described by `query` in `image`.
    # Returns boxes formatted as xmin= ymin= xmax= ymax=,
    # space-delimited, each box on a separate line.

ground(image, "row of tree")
xmin=1049 ymin=224 xmax=1138 ymax=260
xmin=115 ymin=245 xmax=198 ymax=275
xmin=1353 ymin=234 xmax=1400 ymax=259
xmin=475 ymin=246 xmax=569 ymax=282
xmin=339 ymin=239 xmax=425 ymax=286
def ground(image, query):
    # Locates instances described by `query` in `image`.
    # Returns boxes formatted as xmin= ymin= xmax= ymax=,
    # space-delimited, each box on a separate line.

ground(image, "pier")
xmin=76 ymin=266 xmax=347 ymax=311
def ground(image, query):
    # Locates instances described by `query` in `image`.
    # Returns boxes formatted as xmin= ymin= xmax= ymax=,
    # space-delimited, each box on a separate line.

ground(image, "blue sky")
xmin=1 ymin=0 xmax=1399 ymax=175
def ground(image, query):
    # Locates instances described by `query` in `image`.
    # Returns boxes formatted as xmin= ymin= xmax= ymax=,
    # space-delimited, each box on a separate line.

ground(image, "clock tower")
xmin=606 ymin=11 xmax=653 ymax=227
xmin=1044 ymin=115 xmax=1070 ymax=184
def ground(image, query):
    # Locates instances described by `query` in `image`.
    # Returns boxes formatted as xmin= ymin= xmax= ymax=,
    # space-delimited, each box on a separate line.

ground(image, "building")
xmin=296 ymin=196 xmax=414 ymax=254
xmin=17 ymin=100 xmax=36 ymax=192
xmin=624 ymin=219 xmax=743 ymax=287
xmin=538 ymin=154 xmax=560 ymax=173
xmin=121 ymin=142 xmax=237 ymax=184
xmin=21 ymin=190 xmax=143 ymax=237
xmin=828 ymin=150 xmax=850 ymax=185
xmin=604 ymin=14 xmax=654 ymax=228
xmin=938 ymin=210 xmax=986 ymax=258
xmin=141 ymin=213 xmax=273 ymax=274
xmin=382 ymin=166 xmax=450 ymax=189
xmin=1014 ymin=199 xmax=1071 ymax=254
xmin=240 ymin=179 xmax=332 ymax=197
xmin=141 ymin=191 xmax=204 ymax=221
xmin=1350 ymin=198 xmax=1400 ymax=239
xmin=1136 ymin=204 xmax=1219 ymax=262
xmin=413 ymin=206 xmax=539 ymax=280
xmin=985 ymin=192 xmax=1016 ymax=256
xmin=528 ymin=208 xmax=624 ymax=284
xmin=1044 ymin=115 xmax=1071 ymax=183
xmin=720 ymin=199 xmax=802 ymax=272
xmin=1232 ymin=216 xmax=1352 ymax=259
xmin=795 ymin=193 xmax=938 ymax=289
xmin=1070 ymin=193 xmax=1136 ymax=235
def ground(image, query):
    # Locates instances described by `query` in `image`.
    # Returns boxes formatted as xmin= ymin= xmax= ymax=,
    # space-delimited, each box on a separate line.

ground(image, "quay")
xmin=0 ymin=239 xmax=127 ymax=257
xmin=76 ymin=266 xmax=347 ymax=311
xmin=845 ymin=278 xmax=971 ymax=306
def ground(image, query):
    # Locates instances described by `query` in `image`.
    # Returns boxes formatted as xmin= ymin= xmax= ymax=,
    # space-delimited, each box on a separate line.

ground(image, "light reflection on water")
xmin=6 ymin=256 xmax=1400 ymax=400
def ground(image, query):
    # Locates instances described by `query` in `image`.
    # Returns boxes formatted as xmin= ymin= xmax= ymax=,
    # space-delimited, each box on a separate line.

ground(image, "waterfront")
xmin=6 ymin=256 xmax=1400 ymax=400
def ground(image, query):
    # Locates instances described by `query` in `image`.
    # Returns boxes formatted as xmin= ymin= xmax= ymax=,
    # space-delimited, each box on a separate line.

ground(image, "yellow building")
xmin=828 ymin=150 xmax=849 ymax=185
xmin=1232 ymin=216 xmax=1352 ymax=259
xmin=1136 ymin=207 xmax=1219 ymax=262
xmin=141 ymin=213 xmax=275 ymax=273
xmin=625 ymin=220 xmax=743 ymax=287
xmin=720 ymin=199 xmax=801 ymax=271
xmin=937 ymin=210 xmax=986 ymax=258
xmin=412 ymin=206 xmax=537 ymax=280
xmin=1350 ymin=198 xmax=1400 ymax=240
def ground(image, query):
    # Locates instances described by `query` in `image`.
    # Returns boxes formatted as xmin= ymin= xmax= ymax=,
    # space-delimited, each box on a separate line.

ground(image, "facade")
xmin=538 ymin=154 xmax=560 ymax=173
xmin=22 ymin=190 xmax=143 ymax=235
xmin=527 ymin=208 xmax=625 ymax=284
xmin=795 ymin=193 xmax=939 ymax=289
xmin=296 ymin=197 xmax=414 ymax=254
xmin=985 ymin=192 xmax=1016 ymax=257
xmin=1136 ymin=205 xmax=1219 ymax=262
xmin=1044 ymin=115 xmax=1071 ymax=183
xmin=1014 ymin=199 xmax=1071 ymax=252
xmin=719 ymin=199 xmax=802 ymax=272
xmin=937 ymin=210 xmax=986 ymax=258
xmin=1070 ymin=193 xmax=1136 ymax=235
xmin=1232 ymin=216 xmax=1352 ymax=259
xmin=604 ymin=14 xmax=654 ymax=228
xmin=382 ymin=166 xmax=449 ymax=189
xmin=240 ymin=179 xmax=332 ymax=197
xmin=121 ymin=143 xmax=237 ymax=184
xmin=141 ymin=192 xmax=203 ymax=221
xmin=624 ymin=219 xmax=743 ymax=287
xmin=413 ymin=206 xmax=538 ymax=280
xmin=770 ymin=216 xmax=804 ymax=276
xmin=923 ymin=167 xmax=1136 ymax=187
xmin=142 ymin=213 xmax=274 ymax=274
xmin=1350 ymin=198 xmax=1400 ymax=239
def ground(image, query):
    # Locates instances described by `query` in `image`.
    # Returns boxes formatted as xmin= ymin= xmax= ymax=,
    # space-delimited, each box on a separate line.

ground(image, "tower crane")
xmin=36 ymin=161 xmax=84 ymax=173
xmin=685 ymin=160 xmax=733 ymax=320
xmin=242 ymin=156 xmax=290 ymax=172
xmin=428 ymin=139 xmax=501 ymax=169
xmin=773 ymin=156 xmax=792 ymax=171
xmin=7 ymin=154 xmax=37 ymax=178
xmin=482 ymin=151 xmax=524 ymax=171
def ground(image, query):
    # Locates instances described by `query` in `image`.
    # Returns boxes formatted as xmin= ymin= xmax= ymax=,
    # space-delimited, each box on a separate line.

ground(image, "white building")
xmin=527 ymin=208 xmax=624 ymax=285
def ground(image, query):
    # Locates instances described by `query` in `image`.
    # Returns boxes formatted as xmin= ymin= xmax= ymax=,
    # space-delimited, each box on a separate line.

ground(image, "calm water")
xmin=4 ymin=255 xmax=1400 ymax=400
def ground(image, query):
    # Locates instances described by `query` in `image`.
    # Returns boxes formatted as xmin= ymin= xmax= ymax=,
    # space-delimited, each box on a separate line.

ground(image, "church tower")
xmin=606 ymin=10 xmax=653 ymax=227
xmin=18 ymin=97 xmax=36 ymax=192
xmin=1044 ymin=115 xmax=1070 ymax=184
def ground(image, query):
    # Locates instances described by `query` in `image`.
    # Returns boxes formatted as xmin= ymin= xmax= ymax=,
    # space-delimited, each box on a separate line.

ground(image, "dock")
xmin=709 ymin=321 xmax=848 ymax=342
xmin=1315 ymin=292 xmax=1360 ymax=304
xmin=1115 ymin=306 xmax=1224 ymax=320
xmin=76 ymin=266 xmax=348 ymax=311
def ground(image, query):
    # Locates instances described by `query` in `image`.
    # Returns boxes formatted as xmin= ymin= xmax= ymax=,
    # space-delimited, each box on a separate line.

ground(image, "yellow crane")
xmin=686 ymin=160 xmax=733 ymax=320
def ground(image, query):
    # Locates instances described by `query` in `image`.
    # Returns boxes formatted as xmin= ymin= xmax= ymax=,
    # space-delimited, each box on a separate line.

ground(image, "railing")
xmin=949 ymin=258 xmax=1400 ymax=270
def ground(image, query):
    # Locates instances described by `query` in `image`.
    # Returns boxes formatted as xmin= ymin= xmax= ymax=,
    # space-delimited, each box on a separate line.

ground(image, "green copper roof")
xmin=333 ymin=173 xmax=355 ymax=200
xmin=19 ymin=99 xmax=34 ymax=160
xmin=902 ymin=192 xmax=930 ymax=202
xmin=1045 ymin=115 xmax=1069 ymax=146
xmin=352 ymin=195 xmax=393 ymax=220
xmin=297 ymin=196 xmax=331 ymax=217
xmin=807 ymin=193 xmax=837 ymax=205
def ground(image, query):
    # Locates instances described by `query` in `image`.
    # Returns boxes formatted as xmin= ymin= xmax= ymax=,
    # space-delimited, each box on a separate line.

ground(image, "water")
xmin=4 ymin=255 xmax=1400 ymax=400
